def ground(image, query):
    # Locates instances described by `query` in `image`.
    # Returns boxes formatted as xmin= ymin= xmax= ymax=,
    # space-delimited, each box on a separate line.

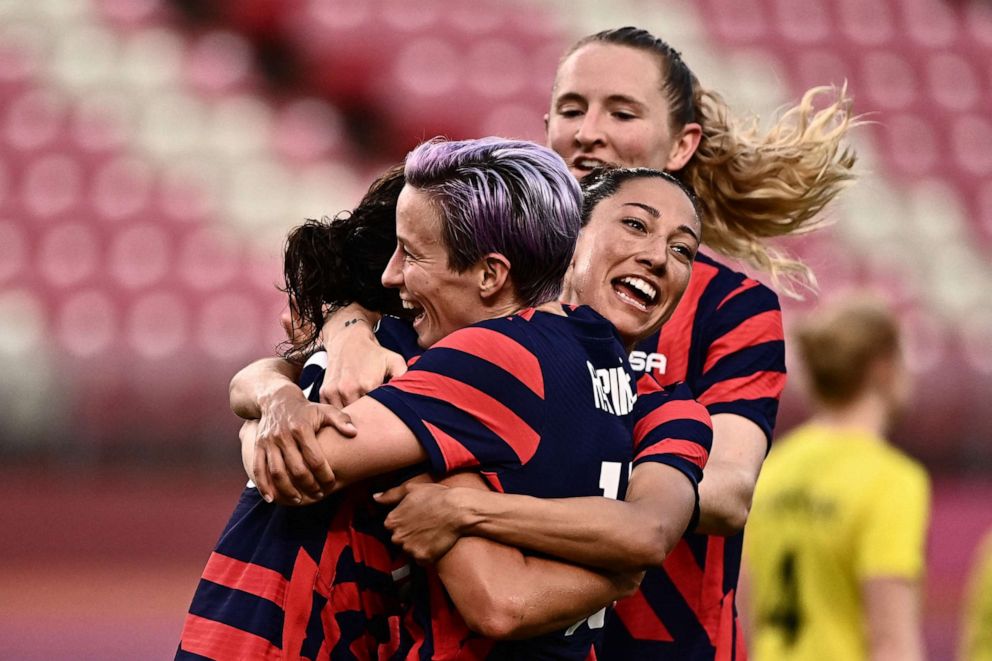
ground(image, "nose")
xmin=636 ymin=239 xmax=668 ymax=274
xmin=381 ymin=245 xmax=404 ymax=289
xmin=574 ymin=109 xmax=606 ymax=148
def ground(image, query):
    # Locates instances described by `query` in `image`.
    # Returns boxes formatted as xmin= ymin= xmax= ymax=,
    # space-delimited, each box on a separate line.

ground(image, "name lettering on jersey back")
xmin=587 ymin=361 xmax=637 ymax=415
xmin=628 ymin=350 xmax=667 ymax=375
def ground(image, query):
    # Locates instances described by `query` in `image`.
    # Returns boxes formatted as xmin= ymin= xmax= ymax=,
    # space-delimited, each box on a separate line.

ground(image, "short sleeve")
xmin=695 ymin=280 xmax=786 ymax=444
xmin=855 ymin=461 xmax=931 ymax=579
xmin=366 ymin=324 xmax=545 ymax=476
xmin=632 ymin=379 xmax=712 ymax=487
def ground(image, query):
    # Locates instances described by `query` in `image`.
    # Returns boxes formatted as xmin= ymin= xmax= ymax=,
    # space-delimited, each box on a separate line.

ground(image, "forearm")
xmin=693 ymin=413 xmax=767 ymax=536
xmin=694 ymin=459 xmax=755 ymax=535
xmin=865 ymin=578 xmax=925 ymax=661
xmin=229 ymin=357 xmax=302 ymax=420
xmin=453 ymin=494 xmax=669 ymax=572
xmin=311 ymin=396 xmax=427 ymax=493
xmin=438 ymin=531 xmax=640 ymax=639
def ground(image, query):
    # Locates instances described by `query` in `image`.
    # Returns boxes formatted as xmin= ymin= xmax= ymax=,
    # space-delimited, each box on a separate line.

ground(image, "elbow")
xmin=705 ymin=501 xmax=751 ymax=537
xmin=461 ymin=593 xmax=527 ymax=640
xmin=634 ymin=521 xmax=684 ymax=568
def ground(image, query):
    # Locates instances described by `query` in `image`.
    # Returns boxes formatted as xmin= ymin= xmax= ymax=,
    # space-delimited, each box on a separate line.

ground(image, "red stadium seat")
xmin=951 ymin=114 xmax=992 ymax=177
xmin=38 ymin=222 xmax=101 ymax=288
xmin=927 ymin=53 xmax=980 ymax=112
xmin=0 ymin=219 xmax=28 ymax=285
xmin=57 ymin=288 xmax=120 ymax=358
xmin=836 ymin=0 xmax=895 ymax=45
xmin=860 ymin=50 xmax=919 ymax=110
xmin=772 ymin=0 xmax=833 ymax=44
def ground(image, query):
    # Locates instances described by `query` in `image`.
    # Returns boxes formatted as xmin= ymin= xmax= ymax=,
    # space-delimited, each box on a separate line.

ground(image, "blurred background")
xmin=0 ymin=0 xmax=989 ymax=657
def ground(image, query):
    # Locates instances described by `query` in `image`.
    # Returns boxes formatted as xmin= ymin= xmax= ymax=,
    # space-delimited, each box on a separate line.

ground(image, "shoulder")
xmin=692 ymin=252 xmax=781 ymax=316
xmin=874 ymin=444 xmax=930 ymax=494
xmin=416 ymin=319 xmax=546 ymax=398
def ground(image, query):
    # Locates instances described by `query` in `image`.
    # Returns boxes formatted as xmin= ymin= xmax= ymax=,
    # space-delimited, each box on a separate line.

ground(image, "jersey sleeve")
xmin=632 ymin=378 xmax=712 ymax=487
xmin=695 ymin=279 xmax=786 ymax=445
xmin=855 ymin=460 xmax=931 ymax=580
xmin=366 ymin=323 xmax=546 ymax=476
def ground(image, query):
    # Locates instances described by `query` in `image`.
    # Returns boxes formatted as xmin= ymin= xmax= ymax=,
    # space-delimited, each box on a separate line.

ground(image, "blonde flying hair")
xmin=566 ymin=27 xmax=859 ymax=296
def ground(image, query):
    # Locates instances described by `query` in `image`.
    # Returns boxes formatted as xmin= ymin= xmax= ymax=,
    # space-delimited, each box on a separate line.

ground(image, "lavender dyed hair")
xmin=404 ymin=137 xmax=582 ymax=307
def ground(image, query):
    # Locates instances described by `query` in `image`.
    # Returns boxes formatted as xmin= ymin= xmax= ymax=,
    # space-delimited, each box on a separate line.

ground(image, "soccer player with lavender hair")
xmin=180 ymin=137 xmax=711 ymax=659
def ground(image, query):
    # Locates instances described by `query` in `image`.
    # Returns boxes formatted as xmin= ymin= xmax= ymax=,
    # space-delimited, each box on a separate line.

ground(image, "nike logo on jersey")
xmin=587 ymin=361 xmax=637 ymax=415
xmin=628 ymin=350 xmax=667 ymax=374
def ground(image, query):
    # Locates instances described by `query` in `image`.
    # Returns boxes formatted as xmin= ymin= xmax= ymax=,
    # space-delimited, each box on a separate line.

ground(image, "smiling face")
xmin=547 ymin=43 xmax=692 ymax=179
xmin=564 ymin=176 xmax=701 ymax=346
xmin=381 ymin=185 xmax=485 ymax=348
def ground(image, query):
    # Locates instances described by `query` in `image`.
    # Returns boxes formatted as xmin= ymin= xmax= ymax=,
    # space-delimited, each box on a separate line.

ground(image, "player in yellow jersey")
xmin=743 ymin=296 xmax=930 ymax=661
xmin=962 ymin=529 xmax=992 ymax=661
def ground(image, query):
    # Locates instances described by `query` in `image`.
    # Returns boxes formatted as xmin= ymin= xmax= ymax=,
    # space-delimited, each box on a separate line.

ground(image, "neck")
xmin=811 ymin=391 xmax=890 ymax=439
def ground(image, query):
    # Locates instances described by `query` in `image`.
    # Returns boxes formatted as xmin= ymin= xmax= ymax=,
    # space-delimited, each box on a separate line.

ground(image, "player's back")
xmin=745 ymin=423 xmax=929 ymax=661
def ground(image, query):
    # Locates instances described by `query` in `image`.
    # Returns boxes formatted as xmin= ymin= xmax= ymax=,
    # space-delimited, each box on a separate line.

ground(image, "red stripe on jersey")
xmin=433 ymin=326 xmax=544 ymax=398
xmin=351 ymin=530 xmax=395 ymax=575
xmin=407 ymin=355 xmax=420 ymax=368
xmin=424 ymin=421 xmax=477 ymax=472
xmin=181 ymin=613 xmax=283 ymax=660
xmin=481 ymin=471 xmax=505 ymax=493
xmin=320 ymin=599 xmax=342 ymax=659
xmin=698 ymin=370 xmax=786 ymax=407
xmin=715 ymin=588 xmax=744 ymax=661
xmin=284 ymin=549 xmax=319 ymax=659
xmin=663 ymin=541 xmax=718 ymax=645
xmin=517 ymin=307 xmax=537 ymax=320
xmin=635 ymin=438 xmax=709 ymax=468
xmin=633 ymin=399 xmax=710 ymax=444
xmin=331 ymin=581 xmax=362 ymax=612
xmin=427 ymin=568 xmax=470 ymax=659
xmin=655 ymin=262 xmax=720 ymax=384
xmin=201 ymin=551 xmax=288 ymax=605
xmin=394 ymin=372 xmax=540 ymax=467
xmin=716 ymin=279 xmax=759 ymax=310
xmin=612 ymin=586 xmax=674 ymax=641
xmin=636 ymin=373 xmax=663 ymax=395
xmin=704 ymin=537 xmax=727 ymax=643
xmin=703 ymin=309 xmax=783 ymax=374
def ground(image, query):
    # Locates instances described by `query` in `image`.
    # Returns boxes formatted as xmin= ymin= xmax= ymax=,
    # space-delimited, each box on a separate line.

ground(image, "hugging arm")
xmin=431 ymin=472 xmax=642 ymax=639
xmin=242 ymin=395 xmax=428 ymax=503
xmin=230 ymin=355 xmax=356 ymax=502
xmin=382 ymin=461 xmax=696 ymax=572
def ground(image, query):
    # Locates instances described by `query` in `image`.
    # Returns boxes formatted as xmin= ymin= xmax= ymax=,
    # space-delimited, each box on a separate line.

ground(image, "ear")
xmin=478 ymin=252 xmax=512 ymax=301
xmin=665 ymin=122 xmax=702 ymax=171
xmin=543 ymin=112 xmax=550 ymax=136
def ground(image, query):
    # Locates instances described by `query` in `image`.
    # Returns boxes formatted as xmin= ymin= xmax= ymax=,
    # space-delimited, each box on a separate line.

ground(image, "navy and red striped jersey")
xmin=177 ymin=350 xmax=413 ymax=661
xmin=368 ymin=305 xmax=640 ymax=660
xmin=599 ymin=252 xmax=786 ymax=661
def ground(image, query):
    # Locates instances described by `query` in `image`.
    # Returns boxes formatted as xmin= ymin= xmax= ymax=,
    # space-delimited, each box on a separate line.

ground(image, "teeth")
xmin=620 ymin=277 xmax=657 ymax=302
xmin=401 ymin=300 xmax=418 ymax=310
xmin=576 ymin=158 xmax=603 ymax=169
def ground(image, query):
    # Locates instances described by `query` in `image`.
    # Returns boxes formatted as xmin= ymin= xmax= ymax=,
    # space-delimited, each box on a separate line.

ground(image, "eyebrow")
xmin=555 ymin=92 xmax=646 ymax=109
xmin=623 ymin=202 xmax=702 ymax=243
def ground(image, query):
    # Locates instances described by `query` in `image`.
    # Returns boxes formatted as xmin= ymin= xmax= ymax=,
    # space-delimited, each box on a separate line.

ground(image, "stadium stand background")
xmin=0 ymin=0 xmax=989 ymax=657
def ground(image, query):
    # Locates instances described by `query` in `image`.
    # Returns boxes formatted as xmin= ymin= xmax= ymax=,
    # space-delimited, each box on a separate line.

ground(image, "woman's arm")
xmin=230 ymin=356 xmax=355 ymax=501
xmin=318 ymin=303 xmax=407 ymax=407
xmin=693 ymin=413 xmax=768 ymax=535
xmin=245 ymin=395 xmax=429 ymax=503
xmin=432 ymin=472 xmax=642 ymax=639
xmin=863 ymin=577 xmax=925 ymax=661
xmin=380 ymin=461 xmax=696 ymax=572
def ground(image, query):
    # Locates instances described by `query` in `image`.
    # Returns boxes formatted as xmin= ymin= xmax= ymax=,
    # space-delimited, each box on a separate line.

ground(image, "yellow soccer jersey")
xmin=963 ymin=530 xmax=992 ymax=661
xmin=744 ymin=423 xmax=930 ymax=661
